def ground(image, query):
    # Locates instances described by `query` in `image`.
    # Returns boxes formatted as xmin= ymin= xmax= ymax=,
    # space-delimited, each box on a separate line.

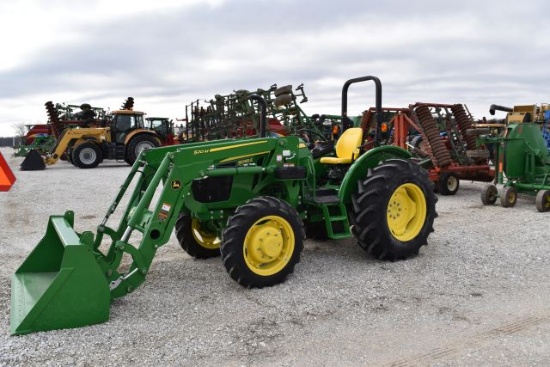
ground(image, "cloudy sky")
xmin=0 ymin=0 xmax=548 ymax=136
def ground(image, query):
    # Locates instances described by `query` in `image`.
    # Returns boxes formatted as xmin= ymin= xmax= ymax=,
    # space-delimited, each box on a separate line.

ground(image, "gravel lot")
xmin=1 ymin=146 xmax=549 ymax=367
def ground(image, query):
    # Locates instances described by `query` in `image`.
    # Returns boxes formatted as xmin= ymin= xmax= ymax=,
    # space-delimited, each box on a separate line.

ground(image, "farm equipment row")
xmin=20 ymin=98 xmax=176 ymax=170
xmin=178 ymin=83 xmax=496 ymax=196
xmin=179 ymin=83 xmax=333 ymax=144
xmin=10 ymin=75 xmax=550 ymax=336
xmin=359 ymin=102 xmax=494 ymax=195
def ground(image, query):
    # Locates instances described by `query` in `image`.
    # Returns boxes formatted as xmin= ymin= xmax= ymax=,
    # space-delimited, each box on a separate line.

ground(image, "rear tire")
xmin=221 ymin=196 xmax=304 ymax=288
xmin=350 ymin=159 xmax=436 ymax=261
xmin=175 ymin=213 xmax=221 ymax=258
xmin=126 ymin=135 xmax=160 ymax=165
xmin=72 ymin=142 xmax=102 ymax=169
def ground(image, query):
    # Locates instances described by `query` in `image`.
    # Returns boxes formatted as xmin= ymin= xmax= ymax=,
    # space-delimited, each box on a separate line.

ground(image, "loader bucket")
xmin=10 ymin=211 xmax=110 ymax=335
xmin=20 ymin=149 xmax=45 ymax=171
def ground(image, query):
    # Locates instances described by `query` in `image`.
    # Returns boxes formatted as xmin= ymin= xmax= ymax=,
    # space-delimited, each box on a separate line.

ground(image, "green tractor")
xmin=10 ymin=76 xmax=437 ymax=335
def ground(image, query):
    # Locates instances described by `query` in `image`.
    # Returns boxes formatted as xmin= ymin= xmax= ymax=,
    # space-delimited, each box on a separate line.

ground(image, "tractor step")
xmin=307 ymin=192 xmax=350 ymax=239
xmin=319 ymin=201 xmax=351 ymax=239
xmin=313 ymin=194 xmax=341 ymax=204
xmin=116 ymin=144 xmax=126 ymax=160
xmin=315 ymin=188 xmax=337 ymax=196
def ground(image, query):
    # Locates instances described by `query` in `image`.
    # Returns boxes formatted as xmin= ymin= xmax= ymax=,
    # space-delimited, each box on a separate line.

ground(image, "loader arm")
xmin=44 ymin=128 xmax=110 ymax=165
xmin=84 ymin=135 xmax=303 ymax=299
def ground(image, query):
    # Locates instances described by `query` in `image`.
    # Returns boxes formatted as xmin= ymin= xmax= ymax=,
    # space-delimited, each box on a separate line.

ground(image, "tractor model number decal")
xmin=237 ymin=158 xmax=254 ymax=166
xmin=193 ymin=149 xmax=210 ymax=155
xmin=158 ymin=203 xmax=171 ymax=221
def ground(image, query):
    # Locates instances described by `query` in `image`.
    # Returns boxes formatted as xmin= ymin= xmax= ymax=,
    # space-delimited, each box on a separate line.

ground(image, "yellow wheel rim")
xmin=191 ymin=218 xmax=220 ymax=250
xmin=387 ymin=183 xmax=427 ymax=242
xmin=243 ymin=215 xmax=295 ymax=276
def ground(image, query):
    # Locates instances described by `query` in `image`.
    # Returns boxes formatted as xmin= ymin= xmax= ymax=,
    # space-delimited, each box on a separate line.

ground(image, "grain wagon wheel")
xmin=500 ymin=186 xmax=517 ymax=208
xmin=481 ymin=184 xmax=498 ymax=205
xmin=535 ymin=190 xmax=550 ymax=212
xmin=437 ymin=172 xmax=460 ymax=196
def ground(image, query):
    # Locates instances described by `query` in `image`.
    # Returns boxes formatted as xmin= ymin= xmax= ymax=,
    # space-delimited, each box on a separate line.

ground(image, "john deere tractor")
xmin=20 ymin=98 xmax=164 ymax=170
xmin=10 ymin=76 xmax=437 ymax=335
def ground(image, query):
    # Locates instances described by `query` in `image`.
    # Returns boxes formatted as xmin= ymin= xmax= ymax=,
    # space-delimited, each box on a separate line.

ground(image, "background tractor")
xmin=11 ymin=76 xmax=437 ymax=335
xmin=145 ymin=117 xmax=177 ymax=145
xmin=20 ymin=98 xmax=166 ymax=170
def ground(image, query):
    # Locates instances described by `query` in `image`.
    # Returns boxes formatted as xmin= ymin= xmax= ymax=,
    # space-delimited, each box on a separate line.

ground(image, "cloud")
xmin=1 ymin=0 xmax=549 ymax=136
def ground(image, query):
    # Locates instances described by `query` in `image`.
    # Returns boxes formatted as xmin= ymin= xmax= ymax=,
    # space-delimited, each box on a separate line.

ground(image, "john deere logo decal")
xmin=171 ymin=180 xmax=181 ymax=189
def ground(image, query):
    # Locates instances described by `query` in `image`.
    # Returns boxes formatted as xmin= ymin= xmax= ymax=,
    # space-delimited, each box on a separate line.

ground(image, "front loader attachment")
xmin=20 ymin=149 xmax=46 ymax=171
xmin=10 ymin=211 xmax=110 ymax=335
xmin=10 ymin=108 xmax=286 ymax=335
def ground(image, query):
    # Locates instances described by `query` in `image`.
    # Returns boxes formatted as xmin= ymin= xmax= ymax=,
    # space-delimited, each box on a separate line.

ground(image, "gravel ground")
xmin=0 ymin=146 xmax=549 ymax=367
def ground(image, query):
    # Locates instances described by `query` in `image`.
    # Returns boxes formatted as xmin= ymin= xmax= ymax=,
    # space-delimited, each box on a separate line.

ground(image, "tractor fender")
xmin=68 ymin=130 xmax=108 ymax=149
xmin=124 ymin=130 xmax=162 ymax=146
xmin=339 ymin=146 xmax=412 ymax=204
xmin=71 ymin=137 xmax=99 ymax=148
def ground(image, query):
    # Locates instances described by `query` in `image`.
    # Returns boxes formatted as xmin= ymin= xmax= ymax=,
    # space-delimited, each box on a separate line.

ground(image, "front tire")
xmin=72 ymin=142 xmax=102 ymax=169
xmin=175 ymin=213 xmax=221 ymax=258
xmin=351 ymin=159 xmax=436 ymax=260
xmin=221 ymin=196 xmax=304 ymax=288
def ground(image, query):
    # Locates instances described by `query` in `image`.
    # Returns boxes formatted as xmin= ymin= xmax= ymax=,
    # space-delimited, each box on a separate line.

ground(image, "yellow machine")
xmin=21 ymin=98 xmax=164 ymax=170
xmin=490 ymin=103 xmax=550 ymax=123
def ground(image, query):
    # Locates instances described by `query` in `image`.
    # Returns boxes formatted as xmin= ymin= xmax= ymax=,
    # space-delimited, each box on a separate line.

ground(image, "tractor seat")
xmin=319 ymin=127 xmax=363 ymax=164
